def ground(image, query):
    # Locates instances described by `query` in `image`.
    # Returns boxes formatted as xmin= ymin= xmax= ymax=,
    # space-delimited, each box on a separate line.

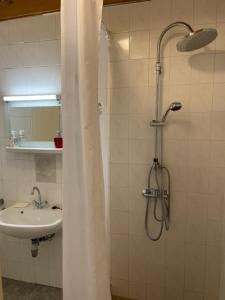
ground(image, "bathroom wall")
xmin=104 ymin=0 xmax=225 ymax=299
xmin=0 ymin=14 xmax=62 ymax=287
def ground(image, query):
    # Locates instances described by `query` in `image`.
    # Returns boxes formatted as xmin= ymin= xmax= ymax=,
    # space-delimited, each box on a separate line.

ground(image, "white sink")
xmin=0 ymin=205 xmax=62 ymax=239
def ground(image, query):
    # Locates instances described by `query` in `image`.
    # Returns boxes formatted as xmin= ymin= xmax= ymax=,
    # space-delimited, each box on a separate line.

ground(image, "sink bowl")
xmin=0 ymin=205 xmax=62 ymax=239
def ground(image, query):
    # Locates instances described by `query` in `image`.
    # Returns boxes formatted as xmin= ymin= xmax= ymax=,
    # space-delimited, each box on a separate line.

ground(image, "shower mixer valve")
xmin=142 ymin=188 xmax=169 ymax=199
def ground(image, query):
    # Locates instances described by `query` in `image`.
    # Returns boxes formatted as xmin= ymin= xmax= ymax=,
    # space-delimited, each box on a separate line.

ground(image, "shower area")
xmin=105 ymin=0 xmax=225 ymax=299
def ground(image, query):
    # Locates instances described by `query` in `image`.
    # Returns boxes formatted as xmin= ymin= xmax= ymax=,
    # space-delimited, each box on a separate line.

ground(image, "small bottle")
xmin=9 ymin=130 xmax=17 ymax=147
xmin=54 ymin=131 xmax=63 ymax=148
xmin=18 ymin=130 xmax=25 ymax=146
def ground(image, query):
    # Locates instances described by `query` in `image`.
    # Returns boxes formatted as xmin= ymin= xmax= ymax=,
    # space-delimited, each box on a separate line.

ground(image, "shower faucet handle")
xmin=142 ymin=188 xmax=159 ymax=198
xmin=142 ymin=188 xmax=169 ymax=199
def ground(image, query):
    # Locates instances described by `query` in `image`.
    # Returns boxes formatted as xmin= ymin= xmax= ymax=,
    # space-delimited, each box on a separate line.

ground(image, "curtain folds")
xmin=62 ymin=1 xmax=111 ymax=299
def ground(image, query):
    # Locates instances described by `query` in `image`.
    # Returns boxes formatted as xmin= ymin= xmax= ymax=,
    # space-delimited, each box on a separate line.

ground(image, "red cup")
xmin=54 ymin=137 xmax=63 ymax=148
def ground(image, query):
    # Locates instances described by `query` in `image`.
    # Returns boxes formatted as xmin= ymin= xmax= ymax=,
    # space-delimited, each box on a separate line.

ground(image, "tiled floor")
xmin=2 ymin=278 xmax=62 ymax=300
xmin=2 ymin=278 xmax=133 ymax=300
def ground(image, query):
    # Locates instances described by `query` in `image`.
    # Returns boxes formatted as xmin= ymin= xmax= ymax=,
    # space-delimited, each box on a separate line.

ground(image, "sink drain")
xmin=31 ymin=234 xmax=55 ymax=257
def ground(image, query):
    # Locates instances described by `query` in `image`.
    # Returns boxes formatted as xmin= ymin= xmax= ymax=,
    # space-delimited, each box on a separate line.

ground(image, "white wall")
xmin=0 ymin=14 xmax=62 ymax=288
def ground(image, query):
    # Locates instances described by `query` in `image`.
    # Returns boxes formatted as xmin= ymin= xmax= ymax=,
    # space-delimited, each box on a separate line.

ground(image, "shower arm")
xmin=156 ymin=21 xmax=194 ymax=66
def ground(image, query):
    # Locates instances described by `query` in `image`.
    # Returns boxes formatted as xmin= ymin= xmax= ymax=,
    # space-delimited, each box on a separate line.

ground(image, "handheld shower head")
xmin=170 ymin=102 xmax=182 ymax=111
xmin=161 ymin=102 xmax=182 ymax=122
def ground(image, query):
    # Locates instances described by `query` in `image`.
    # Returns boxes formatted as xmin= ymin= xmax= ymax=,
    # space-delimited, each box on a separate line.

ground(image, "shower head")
xmin=170 ymin=102 xmax=182 ymax=111
xmin=176 ymin=28 xmax=218 ymax=52
xmin=161 ymin=102 xmax=182 ymax=122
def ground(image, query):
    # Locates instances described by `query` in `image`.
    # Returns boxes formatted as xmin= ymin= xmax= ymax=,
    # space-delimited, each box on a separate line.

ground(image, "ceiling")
xmin=0 ymin=0 xmax=149 ymax=21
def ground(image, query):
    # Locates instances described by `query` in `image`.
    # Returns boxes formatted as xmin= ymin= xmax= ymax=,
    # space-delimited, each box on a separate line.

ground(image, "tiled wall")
xmin=103 ymin=0 xmax=225 ymax=299
xmin=0 ymin=14 xmax=62 ymax=287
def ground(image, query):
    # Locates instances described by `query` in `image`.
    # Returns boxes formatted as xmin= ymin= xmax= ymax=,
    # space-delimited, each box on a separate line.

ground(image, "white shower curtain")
xmin=61 ymin=1 xmax=111 ymax=300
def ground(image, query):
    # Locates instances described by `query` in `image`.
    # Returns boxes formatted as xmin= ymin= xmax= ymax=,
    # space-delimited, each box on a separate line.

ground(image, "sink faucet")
xmin=31 ymin=186 xmax=47 ymax=209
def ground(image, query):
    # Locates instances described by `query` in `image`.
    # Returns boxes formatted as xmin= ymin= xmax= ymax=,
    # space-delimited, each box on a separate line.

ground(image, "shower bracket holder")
xmin=150 ymin=120 xmax=165 ymax=127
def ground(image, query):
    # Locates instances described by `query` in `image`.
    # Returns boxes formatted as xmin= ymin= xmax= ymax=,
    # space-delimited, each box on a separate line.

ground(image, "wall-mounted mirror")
xmin=8 ymin=106 xmax=61 ymax=142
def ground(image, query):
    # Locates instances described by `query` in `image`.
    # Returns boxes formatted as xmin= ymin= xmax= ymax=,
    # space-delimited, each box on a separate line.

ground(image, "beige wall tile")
xmin=111 ymin=234 xmax=129 ymax=280
xmin=171 ymin=0 xmax=194 ymax=24
xmin=190 ymin=53 xmax=214 ymax=84
xmin=186 ymin=219 xmax=207 ymax=243
xmin=109 ymin=33 xmax=130 ymax=61
xmin=146 ymin=284 xmax=165 ymax=300
xmin=108 ymin=4 xmax=130 ymax=33
xmin=149 ymin=0 xmax=172 ymax=30
xmin=147 ymin=264 xmax=166 ymax=286
xmin=165 ymin=242 xmax=185 ymax=268
xmin=213 ymin=83 xmax=225 ymax=112
xmin=207 ymin=194 xmax=224 ymax=221
xmin=184 ymin=291 xmax=204 ymax=300
xmin=129 ymin=86 xmax=153 ymax=115
xmin=190 ymin=83 xmax=213 ymax=113
xmin=129 ymin=114 xmax=151 ymax=139
xmin=188 ymin=140 xmax=210 ymax=167
xmin=209 ymin=167 xmax=225 ymax=195
xmin=170 ymin=56 xmax=191 ymax=84
xmin=129 ymin=186 xmax=146 ymax=215
xmin=165 ymin=287 xmax=183 ymax=300
xmin=169 ymin=191 xmax=187 ymax=219
xmin=111 ymin=278 xmax=129 ymax=298
xmin=110 ymin=88 xmax=129 ymax=114
xmin=185 ymin=243 xmax=206 ymax=270
xmin=110 ymin=115 xmax=129 ymax=139
xmin=110 ymin=61 xmax=130 ymax=88
xmin=211 ymin=141 xmax=225 ymax=167
xmin=111 ymin=211 xmax=129 ymax=234
xmin=129 ymin=59 xmax=149 ymax=87
xmin=211 ymin=111 xmax=225 ymax=140
xmin=189 ymin=113 xmax=211 ymax=140
xmin=110 ymin=139 xmax=129 ymax=163
xmin=194 ymin=0 xmax=217 ymax=24
xmin=166 ymin=266 xmax=185 ymax=289
xmin=130 ymin=31 xmax=150 ymax=59
xmin=129 ymin=2 xmax=151 ymax=31
xmin=186 ymin=193 xmax=208 ymax=222
xmin=214 ymin=53 xmax=225 ymax=83
xmin=215 ymin=23 xmax=225 ymax=51
xmin=185 ymin=266 xmax=205 ymax=292
xmin=163 ymin=139 xmax=188 ymax=167
xmin=129 ymin=281 xmax=146 ymax=300
xmin=217 ymin=0 xmax=225 ymax=22
xmin=129 ymin=212 xmax=146 ymax=236
xmin=129 ymin=163 xmax=149 ymax=190
xmin=206 ymin=219 xmax=223 ymax=243
xmin=129 ymin=254 xmax=148 ymax=283
xmin=165 ymin=216 xmax=187 ymax=242
xmin=110 ymin=187 xmax=129 ymax=211
xmin=164 ymin=113 xmax=190 ymax=140
xmin=129 ymin=139 xmax=154 ymax=164
xmin=110 ymin=163 xmax=129 ymax=187
xmin=168 ymin=166 xmax=188 ymax=192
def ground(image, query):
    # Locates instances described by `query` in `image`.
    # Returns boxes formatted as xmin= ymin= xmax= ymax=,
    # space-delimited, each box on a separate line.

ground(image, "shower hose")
xmin=144 ymin=159 xmax=170 ymax=241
